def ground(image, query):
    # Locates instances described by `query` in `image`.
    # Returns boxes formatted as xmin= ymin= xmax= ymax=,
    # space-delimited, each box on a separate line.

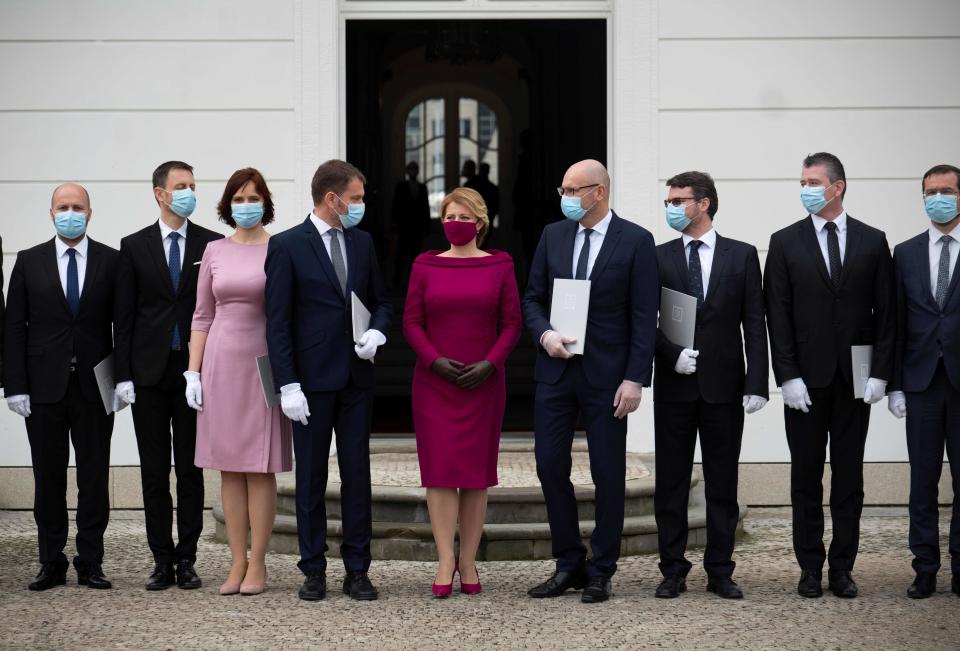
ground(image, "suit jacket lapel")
xmin=703 ymin=234 xmax=730 ymax=306
xmin=148 ymin=222 xmax=176 ymax=298
xmin=77 ymin=239 xmax=102 ymax=315
xmin=302 ymin=218 xmax=345 ymax=300
xmin=914 ymin=236 xmax=938 ymax=310
xmin=799 ymin=216 xmax=834 ymax=292
xmin=41 ymin=239 xmax=73 ymax=317
xmin=588 ymin=214 xmax=622 ymax=281
xmin=558 ymin=220 xmax=577 ymax=280
xmin=343 ymin=227 xmax=357 ymax=295
xmin=670 ymin=238 xmax=690 ymax=293
xmin=839 ymin=216 xmax=861 ymax=288
xmin=177 ymin=222 xmax=203 ymax=297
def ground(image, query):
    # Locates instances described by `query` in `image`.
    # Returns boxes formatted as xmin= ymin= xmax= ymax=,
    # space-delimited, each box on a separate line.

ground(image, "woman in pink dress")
xmin=403 ymin=187 xmax=522 ymax=597
xmin=185 ymin=168 xmax=292 ymax=596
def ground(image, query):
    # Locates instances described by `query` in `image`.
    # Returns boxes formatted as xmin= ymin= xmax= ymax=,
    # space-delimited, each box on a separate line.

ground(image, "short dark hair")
xmin=803 ymin=152 xmax=846 ymax=199
xmin=153 ymin=160 xmax=194 ymax=190
xmin=922 ymin=164 xmax=960 ymax=193
xmin=217 ymin=167 xmax=275 ymax=228
xmin=311 ymin=159 xmax=366 ymax=205
xmin=666 ymin=171 xmax=719 ymax=219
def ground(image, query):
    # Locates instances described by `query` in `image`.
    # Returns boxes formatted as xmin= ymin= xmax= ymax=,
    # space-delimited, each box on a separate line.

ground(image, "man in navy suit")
xmin=888 ymin=163 xmax=960 ymax=599
xmin=523 ymin=159 xmax=659 ymax=603
xmin=653 ymin=171 xmax=768 ymax=600
xmin=265 ymin=159 xmax=391 ymax=601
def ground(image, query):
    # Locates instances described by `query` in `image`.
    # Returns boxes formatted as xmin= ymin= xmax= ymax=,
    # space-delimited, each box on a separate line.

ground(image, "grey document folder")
xmin=93 ymin=354 xmax=116 ymax=415
xmin=851 ymin=345 xmax=873 ymax=399
xmin=549 ymin=279 xmax=591 ymax=355
xmin=351 ymin=291 xmax=371 ymax=344
xmin=256 ymin=355 xmax=281 ymax=408
xmin=659 ymin=287 xmax=697 ymax=349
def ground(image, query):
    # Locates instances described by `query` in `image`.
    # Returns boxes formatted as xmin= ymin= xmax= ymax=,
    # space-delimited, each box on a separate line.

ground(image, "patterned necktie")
xmin=575 ymin=228 xmax=593 ymax=280
xmin=65 ymin=248 xmax=80 ymax=316
xmin=824 ymin=221 xmax=842 ymax=289
xmin=329 ymin=228 xmax=347 ymax=294
xmin=687 ymin=239 xmax=704 ymax=307
xmin=935 ymin=234 xmax=953 ymax=309
xmin=168 ymin=232 xmax=182 ymax=349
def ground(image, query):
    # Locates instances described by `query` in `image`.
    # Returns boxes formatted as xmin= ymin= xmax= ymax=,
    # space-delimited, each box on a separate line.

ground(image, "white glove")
xmin=887 ymin=390 xmax=906 ymax=419
xmin=781 ymin=378 xmax=812 ymax=413
xmin=111 ymin=391 xmax=129 ymax=413
xmin=355 ymin=329 xmax=386 ymax=361
xmin=742 ymin=395 xmax=768 ymax=414
xmin=541 ymin=330 xmax=576 ymax=359
xmin=862 ymin=377 xmax=886 ymax=405
xmin=6 ymin=394 xmax=31 ymax=418
xmin=280 ymin=382 xmax=310 ymax=426
xmin=183 ymin=371 xmax=203 ymax=411
xmin=674 ymin=349 xmax=699 ymax=375
xmin=115 ymin=381 xmax=136 ymax=406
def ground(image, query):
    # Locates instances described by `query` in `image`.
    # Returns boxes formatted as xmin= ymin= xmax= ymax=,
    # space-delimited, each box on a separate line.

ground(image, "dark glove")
xmin=456 ymin=360 xmax=495 ymax=390
xmin=431 ymin=357 xmax=465 ymax=383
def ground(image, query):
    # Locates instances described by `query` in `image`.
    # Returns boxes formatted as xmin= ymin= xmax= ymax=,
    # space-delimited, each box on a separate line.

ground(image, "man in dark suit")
xmin=653 ymin=171 xmax=768 ymax=600
xmin=764 ymin=152 xmax=895 ymax=599
xmin=113 ymin=161 xmax=223 ymax=591
xmin=4 ymin=183 xmax=118 ymax=591
xmin=265 ymin=159 xmax=391 ymax=601
xmin=523 ymin=159 xmax=659 ymax=603
xmin=887 ymin=163 xmax=960 ymax=599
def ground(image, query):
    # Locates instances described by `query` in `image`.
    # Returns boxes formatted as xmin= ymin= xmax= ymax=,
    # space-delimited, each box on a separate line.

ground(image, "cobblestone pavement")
xmin=0 ymin=508 xmax=957 ymax=650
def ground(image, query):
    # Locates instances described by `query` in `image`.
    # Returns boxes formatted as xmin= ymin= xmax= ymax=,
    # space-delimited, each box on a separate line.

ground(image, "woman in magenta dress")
xmin=403 ymin=187 xmax=522 ymax=597
xmin=185 ymin=168 xmax=292 ymax=596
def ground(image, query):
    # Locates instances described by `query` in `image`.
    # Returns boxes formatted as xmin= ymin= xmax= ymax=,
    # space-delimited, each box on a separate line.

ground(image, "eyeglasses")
xmin=924 ymin=189 xmax=959 ymax=198
xmin=557 ymin=184 xmax=599 ymax=197
xmin=663 ymin=197 xmax=698 ymax=207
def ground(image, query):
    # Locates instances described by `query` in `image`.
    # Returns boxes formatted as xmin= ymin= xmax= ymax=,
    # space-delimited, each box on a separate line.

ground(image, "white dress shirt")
xmin=309 ymin=211 xmax=349 ymax=278
xmin=55 ymin=235 xmax=88 ymax=295
xmin=810 ymin=211 xmax=848 ymax=268
xmin=927 ymin=223 xmax=960 ymax=299
xmin=571 ymin=210 xmax=612 ymax=279
xmin=158 ymin=218 xmax=188 ymax=269
xmin=681 ymin=227 xmax=717 ymax=300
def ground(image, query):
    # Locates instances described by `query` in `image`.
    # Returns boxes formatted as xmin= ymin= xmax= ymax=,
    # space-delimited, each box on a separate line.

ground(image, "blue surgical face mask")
xmin=924 ymin=193 xmax=959 ymax=225
xmin=800 ymin=182 xmax=837 ymax=215
xmin=336 ymin=195 xmax=365 ymax=228
xmin=165 ymin=188 xmax=197 ymax=218
xmin=54 ymin=210 xmax=88 ymax=239
xmin=665 ymin=203 xmax=692 ymax=232
xmin=232 ymin=202 xmax=264 ymax=229
xmin=559 ymin=187 xmax=598 ymax=222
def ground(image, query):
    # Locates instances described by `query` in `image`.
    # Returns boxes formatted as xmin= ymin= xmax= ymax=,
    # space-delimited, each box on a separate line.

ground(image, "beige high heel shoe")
xmin=220 ymin=562 xmax=248 ymax=595
xmin=240 ymin=563 xmax=267 ymax=596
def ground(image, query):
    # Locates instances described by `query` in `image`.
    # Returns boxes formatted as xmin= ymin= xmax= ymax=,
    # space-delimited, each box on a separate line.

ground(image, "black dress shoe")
xmin=527 ymin=568 xmax=588 ymax=598
xmin=907 ymin=572 xmax=936 ymax=599
xmin=581 ymin=576 xmax=612 ymax=603
xmin=827 ymin=570 xmax=858 ymax=598
xmin=299 ymin=573 xmax=327 ymax=601
xmin=77 ymin=566 xmax=112 ymax=590
xmin=28 ymin=564 xmax=67 ymax=591
xmin=707 ymin=575 xmax=743 ymax=599
xmin=953 ymin=572 xmax=959 ymax=596
xmin=654 ymin=575 xmax=686 ymax=598
xmin=797 ymin=569 xmax=822 ymax=598
xmin=343 ymin=571 xmax=379 ymax=601
xmin=175 ymin=561 xmax=202 ymax=589
xmin=146 ymin=564 xmax=175 ymax=591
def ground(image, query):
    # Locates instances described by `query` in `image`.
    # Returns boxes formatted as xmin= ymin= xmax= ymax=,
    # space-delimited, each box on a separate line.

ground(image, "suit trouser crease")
xmin=534 ymin=359 xmax=627 ymax=578
xmin=654 ymin=399 xmax=743 ymax=578
xmin=26 ymin=372 xmax=113 ymax=568
xmin=131 ymin=351 xmax=204 ymax=565
xmin=292 ymin=382 xmax=374 ymax=575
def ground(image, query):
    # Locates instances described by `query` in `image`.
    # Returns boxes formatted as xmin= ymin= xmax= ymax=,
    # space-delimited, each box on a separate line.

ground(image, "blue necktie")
xmin=687 ymin=239 xmax=704 ymax=307
xmin=168 ymin=232 xmax=181 ymax=349
xmin=66 ymin=248 xmax=79 ymax=316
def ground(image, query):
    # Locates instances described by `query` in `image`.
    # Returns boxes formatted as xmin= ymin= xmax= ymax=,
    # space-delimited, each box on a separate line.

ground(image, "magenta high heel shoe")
xmin=458 ymin=560 xmax=482 ymax=595
xmin=432 ymin=563 xmax=456 ymax=599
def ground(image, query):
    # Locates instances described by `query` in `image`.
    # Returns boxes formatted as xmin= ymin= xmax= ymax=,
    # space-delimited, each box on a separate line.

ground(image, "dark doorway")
xmin=346 ymin=19 xmax=607 ymax=433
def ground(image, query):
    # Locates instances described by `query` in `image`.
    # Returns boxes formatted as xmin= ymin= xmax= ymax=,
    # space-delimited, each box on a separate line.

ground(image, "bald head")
xmin=565 ymin=159 xmax=610 ymax=190
xmin=561 ymin=159 xmax=611 ymax=225
xmin=51 ymin=183 xmax=91 ymax=212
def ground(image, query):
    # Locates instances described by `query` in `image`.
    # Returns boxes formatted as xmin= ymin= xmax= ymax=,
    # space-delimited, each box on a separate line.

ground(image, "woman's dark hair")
xmin=217 ymin=167 xmax=275 ymax=227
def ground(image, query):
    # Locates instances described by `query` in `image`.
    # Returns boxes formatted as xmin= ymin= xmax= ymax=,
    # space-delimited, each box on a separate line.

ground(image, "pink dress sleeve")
xmin=191 ymin=244 xmax=216 ymax=333
xmin=402 ymin=261 xmax=441 ymax=368
xmin=484 ymin=258 xmax=522 ymax=371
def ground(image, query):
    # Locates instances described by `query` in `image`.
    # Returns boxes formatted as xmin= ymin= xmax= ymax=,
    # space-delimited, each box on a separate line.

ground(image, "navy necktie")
xmin=575 ymin=228 xmax=593 ymax=280
xmin=935 ymin=234 xmax=953 ymax=309
xmin=687 ymin=239 xmax=704 ymax=307
xmin=168 ymin=232 xmax=182 ymax=349
xmin=66 ymin=248 xmax=79 ymax=316
xmin=824 ymin=221 xmax=842 ymax=289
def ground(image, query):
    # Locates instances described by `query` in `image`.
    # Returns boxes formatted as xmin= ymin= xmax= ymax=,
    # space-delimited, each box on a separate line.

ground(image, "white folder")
xmin=93 ymin=354 xmax=117 ymax=415
xmin=659 ymin=287 xmax=697 ymax=349
xmin=256 ymin=355 xmax=281 ymax=408
xmin=549 ymin=279 xmax=591 ymax=355
xmin=851 ymin=345 xmax=873 ymax=399
xmin=351 ymin=291 xmax=371 ymax=344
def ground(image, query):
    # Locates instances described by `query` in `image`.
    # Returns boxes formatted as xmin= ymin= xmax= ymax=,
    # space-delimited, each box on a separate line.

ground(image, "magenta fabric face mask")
xmin=443 ymin=220 xmax=478 ymax=246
